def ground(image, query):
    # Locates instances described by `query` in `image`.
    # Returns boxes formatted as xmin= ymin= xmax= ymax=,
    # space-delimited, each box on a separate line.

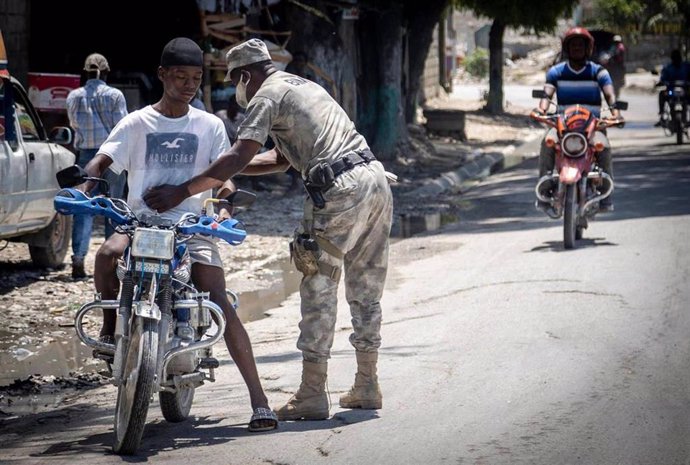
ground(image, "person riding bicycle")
xmin=536 ymin=26 xmax=621 ymax=213
xmin=655 ymin=49 xmax=690 ymax=127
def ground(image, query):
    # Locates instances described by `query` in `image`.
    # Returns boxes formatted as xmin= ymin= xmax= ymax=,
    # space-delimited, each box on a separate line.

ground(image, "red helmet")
xmin=562 ymin=27 xmax=594 ymax=57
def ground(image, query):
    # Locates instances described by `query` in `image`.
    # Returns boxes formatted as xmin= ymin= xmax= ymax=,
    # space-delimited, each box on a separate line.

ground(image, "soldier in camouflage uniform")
xmin=144 ymin=39 xmax=394 ymax=421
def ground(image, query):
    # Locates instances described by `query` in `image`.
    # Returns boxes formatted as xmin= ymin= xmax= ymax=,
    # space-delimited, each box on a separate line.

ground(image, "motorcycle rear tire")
xmin=113 ymin=318 xmax=159 ymax=455
xmin=159 ymin=386 xmax=195 ymax=422
xmin=564 ymin=184 xmax=577 ymax=250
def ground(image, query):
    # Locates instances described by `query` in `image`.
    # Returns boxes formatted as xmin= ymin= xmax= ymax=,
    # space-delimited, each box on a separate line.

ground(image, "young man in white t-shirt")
xmin=80 ymin=37 xmax=277 ymax=432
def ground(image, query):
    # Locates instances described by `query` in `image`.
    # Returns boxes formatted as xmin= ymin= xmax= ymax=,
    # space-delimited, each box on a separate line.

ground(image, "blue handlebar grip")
xmin=177 ymin=216 xmax=247 ymax=245
xmin=54 ymin=188 xmax=130 ymax=225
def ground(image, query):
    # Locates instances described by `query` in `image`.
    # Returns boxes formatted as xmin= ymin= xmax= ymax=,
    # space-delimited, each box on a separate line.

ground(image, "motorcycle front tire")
xmin=675 ymin=114 xmax=683 ymax=145
xmin=159 ymin=386 xmax=195 ymax=422
xmin=113 ymin=317 xmax=159 ymax=455
xmin=564 ymin=184 xmax=577 ymax=249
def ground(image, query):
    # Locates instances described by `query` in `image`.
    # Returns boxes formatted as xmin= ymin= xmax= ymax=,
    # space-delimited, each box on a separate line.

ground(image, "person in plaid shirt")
xmin=66 ymin=53 xmax=128 ymax=278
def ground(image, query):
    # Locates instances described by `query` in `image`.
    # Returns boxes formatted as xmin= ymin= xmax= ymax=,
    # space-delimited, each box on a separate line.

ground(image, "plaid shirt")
xmin=66 ymin=79 xmax=128 ymax=150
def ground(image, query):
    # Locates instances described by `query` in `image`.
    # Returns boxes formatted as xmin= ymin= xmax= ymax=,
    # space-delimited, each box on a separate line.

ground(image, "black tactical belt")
xmin=329 ymin=149 xmax=376 ymax=178
xmin=303 ymin=149 xmax=376 ymax=209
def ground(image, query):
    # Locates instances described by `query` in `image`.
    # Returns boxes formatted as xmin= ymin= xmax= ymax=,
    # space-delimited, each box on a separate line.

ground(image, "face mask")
xmin=235 ymin=72 xmax=251 ymax=108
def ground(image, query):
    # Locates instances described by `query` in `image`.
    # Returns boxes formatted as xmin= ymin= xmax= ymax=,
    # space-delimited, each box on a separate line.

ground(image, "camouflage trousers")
xmin=297 ymin=160 xmax=393 ymax=363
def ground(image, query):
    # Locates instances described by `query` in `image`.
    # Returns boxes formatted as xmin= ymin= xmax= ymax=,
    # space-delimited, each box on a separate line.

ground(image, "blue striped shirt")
xmin=545 ymin=61 xmax=613 ymax=109
xmin=66 ymin=79 xmax=128 ymax=150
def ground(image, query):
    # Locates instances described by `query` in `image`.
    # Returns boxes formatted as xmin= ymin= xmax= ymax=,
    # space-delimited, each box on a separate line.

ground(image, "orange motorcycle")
xmin=530 ymin=95 xmax=626 ymax=249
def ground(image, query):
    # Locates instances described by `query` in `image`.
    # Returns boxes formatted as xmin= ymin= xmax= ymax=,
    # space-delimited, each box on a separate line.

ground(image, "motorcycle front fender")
xmin=133 ymin=301 xmax=162 ymax=321
xmin=559 ymin=165 xmax=582 ymax=184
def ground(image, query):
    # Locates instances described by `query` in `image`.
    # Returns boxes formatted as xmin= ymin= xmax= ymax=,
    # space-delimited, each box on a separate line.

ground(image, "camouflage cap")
xmin=83 ymin=53 xmax=110 ymax=72
xmin=224 ymin=38 xmax=271 ymax=81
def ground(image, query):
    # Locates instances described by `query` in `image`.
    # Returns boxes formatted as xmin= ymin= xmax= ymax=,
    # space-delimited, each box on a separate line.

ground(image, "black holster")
xmin=304 ymin=183 xmax=326 ymax=209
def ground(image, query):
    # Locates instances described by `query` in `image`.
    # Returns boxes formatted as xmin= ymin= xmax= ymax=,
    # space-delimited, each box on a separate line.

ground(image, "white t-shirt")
xmin=237 ymin=71 xmax=369 ymax=176
xmin=100 ymin=105 xmax=230 ymax=222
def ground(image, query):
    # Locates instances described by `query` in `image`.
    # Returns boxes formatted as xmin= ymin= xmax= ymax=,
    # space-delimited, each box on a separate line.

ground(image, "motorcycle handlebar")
xmin=530 ymin=109 xmax=625 ymax=129
xmin=53 ymin=189 xmax=247 ymax=246
xmin=598 ymin=117 xmax=626 ymax=129
xmin=530 ymin=109 xmax=558 ymax=126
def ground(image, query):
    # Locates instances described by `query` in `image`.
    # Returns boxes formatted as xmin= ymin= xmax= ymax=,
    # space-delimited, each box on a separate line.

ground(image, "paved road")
xmin=1 ymin=90 xmax=688 ymax=464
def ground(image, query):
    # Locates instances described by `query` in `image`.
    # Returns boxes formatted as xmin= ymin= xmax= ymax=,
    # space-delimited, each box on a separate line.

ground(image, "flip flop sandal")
xmin=248 ymin=407 xmax=278 ymax=432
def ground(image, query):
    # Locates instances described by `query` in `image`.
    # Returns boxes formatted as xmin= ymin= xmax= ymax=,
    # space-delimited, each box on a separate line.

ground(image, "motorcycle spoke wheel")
xmin=159 ymin=386 xmax=195 ymax=423
xmin=113 ymin=318 xmax=158 ymax=455
xmin=563 ymin=184 xmax=577 ymax=250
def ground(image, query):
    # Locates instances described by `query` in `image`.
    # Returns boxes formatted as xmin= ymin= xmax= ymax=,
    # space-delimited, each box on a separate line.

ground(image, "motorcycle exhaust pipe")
xmin=582 ymin=172 xmax=614 ymax=213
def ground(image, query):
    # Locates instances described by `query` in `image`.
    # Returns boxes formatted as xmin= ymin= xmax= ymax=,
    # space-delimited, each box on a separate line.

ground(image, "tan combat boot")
xmin=339 ymin=351 xmax=382 ymax=409
xmin=274 ymin=360 xmax=329 ymax=420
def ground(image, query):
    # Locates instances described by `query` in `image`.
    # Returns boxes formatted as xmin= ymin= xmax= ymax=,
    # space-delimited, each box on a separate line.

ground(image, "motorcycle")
xmin=656 ymin=80 xmax=689 ymax=145
xmin=530 ymin=91 xmax=626 ymax=249
xmin=54 ymin=165 xmax=255 ymax=455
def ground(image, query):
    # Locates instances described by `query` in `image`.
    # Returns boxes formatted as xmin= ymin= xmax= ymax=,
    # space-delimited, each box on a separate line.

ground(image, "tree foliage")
xmin=589 ymin=0 xmax=687 ymax=33
xmin=453 ymin=0 xmax=578 ymax=32
xmin=451 ymin=0 xmax=578 ymax=113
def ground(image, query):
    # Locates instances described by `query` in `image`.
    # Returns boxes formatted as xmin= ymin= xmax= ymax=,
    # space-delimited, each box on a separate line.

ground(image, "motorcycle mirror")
xmin=532 ymin=89 xmax=546 ymax=99
xmin=56 ymin=164 xmax=88 ymax=188
xmin=615 ymin=101 xmax=629 ymax=111
xmin=56 ymin=164 xmax=111 ymax=196
xmin=224 ymin=189 xmax=257 ymax=208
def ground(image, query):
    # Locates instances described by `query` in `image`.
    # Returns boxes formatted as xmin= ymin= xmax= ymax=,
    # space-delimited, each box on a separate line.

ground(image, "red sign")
xmin=27 ymin=73 xmax=80 ymax=112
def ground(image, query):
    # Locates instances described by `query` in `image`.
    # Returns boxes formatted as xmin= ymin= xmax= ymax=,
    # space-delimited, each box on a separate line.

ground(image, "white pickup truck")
xmin=0 ymin=72 xmax=76 ymax=268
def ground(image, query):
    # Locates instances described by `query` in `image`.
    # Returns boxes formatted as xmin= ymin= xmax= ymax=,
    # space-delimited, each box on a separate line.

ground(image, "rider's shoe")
xmin=93 ymin=335 xmax=115 ymax=363
xmin=654 ymin=117 xmax=669 ymax=128
xmin=598 ymin=198 xmax=615 ymax=213
xmin=535 ymin=199 xmax=556 ymax=217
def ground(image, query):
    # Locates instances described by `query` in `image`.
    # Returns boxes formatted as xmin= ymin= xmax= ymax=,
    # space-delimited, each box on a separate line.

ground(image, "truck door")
xmin=11 ymin=80 xmax=55 ymax=223
xmin=0 ymin=77 xmax=28 ymax=232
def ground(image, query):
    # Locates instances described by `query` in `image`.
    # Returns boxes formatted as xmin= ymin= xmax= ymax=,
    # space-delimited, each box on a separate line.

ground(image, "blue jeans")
xmin=71 ymin=149 xmax=127 ymax=260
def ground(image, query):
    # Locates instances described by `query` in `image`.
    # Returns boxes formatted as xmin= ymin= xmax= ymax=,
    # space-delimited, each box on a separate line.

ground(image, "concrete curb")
xmin=407 ymin=132 xmax=541 ymax=197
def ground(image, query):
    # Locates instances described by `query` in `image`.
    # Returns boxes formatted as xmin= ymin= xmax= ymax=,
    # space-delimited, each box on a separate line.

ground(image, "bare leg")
xmin=94 ymin=233 xmax=129 ymax=337
xmin=191 ymin=263 xmax=273 ymax=427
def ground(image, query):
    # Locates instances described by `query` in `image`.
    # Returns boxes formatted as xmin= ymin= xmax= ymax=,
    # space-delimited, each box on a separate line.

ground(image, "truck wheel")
xmin=28 ymin=214 xmax=72 ymax=268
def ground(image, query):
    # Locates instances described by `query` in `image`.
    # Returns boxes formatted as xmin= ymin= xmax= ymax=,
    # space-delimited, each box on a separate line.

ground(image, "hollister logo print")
xmin=146 ymin=133 xmax=199 ymax=168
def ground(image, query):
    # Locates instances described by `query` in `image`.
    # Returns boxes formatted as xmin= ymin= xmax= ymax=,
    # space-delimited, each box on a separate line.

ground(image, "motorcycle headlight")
xmin=562 ymin=133 xmax=588 ymax=157
xmin=132 ymin=227 xmax=175 ymax=260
